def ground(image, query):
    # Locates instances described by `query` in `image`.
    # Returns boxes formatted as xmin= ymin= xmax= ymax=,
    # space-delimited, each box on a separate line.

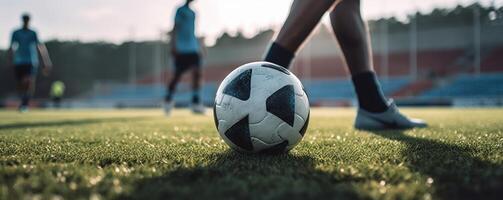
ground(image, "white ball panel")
xmin=250 ymin=67 xmax=289 ymax=99
xmin=250 ymin=137 xmax=285 ymax=152
xmin=293 ymin=113 xmax=306 ymax=131
xmin=249 ymin=113 xmax=283 ymax=144
xmin=294 ymin=91 xmax=310 ymax=122
xmin=276 ymin=120 xmax=303 ymax=149
xmin=215 ymin=96 xmax=248 ymax=133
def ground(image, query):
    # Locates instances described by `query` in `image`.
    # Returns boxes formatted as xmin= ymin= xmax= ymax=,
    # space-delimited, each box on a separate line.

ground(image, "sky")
xmin=0 ymin=0 xmax=501 ymax=48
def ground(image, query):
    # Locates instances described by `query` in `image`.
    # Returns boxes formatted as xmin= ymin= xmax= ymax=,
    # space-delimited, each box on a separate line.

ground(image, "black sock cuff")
xmin=351 ymin=71 xmax=389 ymax=113
xmin=264 ymin=42 xmax=295 ymax=69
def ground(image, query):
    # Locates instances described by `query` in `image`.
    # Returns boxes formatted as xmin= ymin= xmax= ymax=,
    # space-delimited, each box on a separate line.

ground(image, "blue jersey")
xmin=10 ymin=28 xmax=40 ymax=66
xmin=174 ymin=5 xmax=199 ymax=54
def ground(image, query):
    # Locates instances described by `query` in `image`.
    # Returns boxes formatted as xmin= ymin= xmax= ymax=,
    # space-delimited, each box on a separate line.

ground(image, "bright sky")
xmin=0 ymin=0 xmax=500 ymax=48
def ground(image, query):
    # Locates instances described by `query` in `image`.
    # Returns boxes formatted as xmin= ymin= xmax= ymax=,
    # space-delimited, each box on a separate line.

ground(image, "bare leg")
xmin=275 ymin=0 xmax=336 ymax=52
xmin=191 ymin=66 xmax=201 ymax=104
xmin=265 ymin=0 xmax=336 ymax=68
xmin=330 ymin=0 xmax=372 ymax=75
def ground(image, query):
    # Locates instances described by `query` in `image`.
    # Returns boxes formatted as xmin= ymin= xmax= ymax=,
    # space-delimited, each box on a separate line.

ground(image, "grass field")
xmin=0 ymin=108 xmax=502 ymax=200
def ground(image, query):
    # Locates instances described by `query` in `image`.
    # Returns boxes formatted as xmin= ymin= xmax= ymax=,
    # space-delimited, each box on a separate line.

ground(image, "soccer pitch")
xmin=0 ymin=108 xmax=502 ymax=199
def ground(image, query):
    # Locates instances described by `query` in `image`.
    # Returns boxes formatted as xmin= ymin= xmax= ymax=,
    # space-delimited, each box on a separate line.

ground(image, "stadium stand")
xmin=91 ymin=76 xmax=410 ymax=106
xmin=91 ymin=83 xmax=218 ymax=106
xmin=392 ymin=79 xmax=435 ymax=98
xmin=481 ymin=47 xmax=503 ymax=72
xmin=304 ymin=77 xmax=411 ymax=102
xmin=420 ymin=73 xmax=503 ymax=98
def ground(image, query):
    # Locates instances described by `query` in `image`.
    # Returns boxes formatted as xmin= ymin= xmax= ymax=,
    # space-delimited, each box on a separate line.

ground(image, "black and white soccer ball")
xmin=213 ymin=62 xmax=310 ymax=153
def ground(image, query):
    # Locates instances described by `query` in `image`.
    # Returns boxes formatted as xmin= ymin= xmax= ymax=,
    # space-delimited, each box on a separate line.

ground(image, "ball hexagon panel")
xmin=266 ymin=85 xmax=296 ymax=127
xmin=224 ymin=115 xmax=253 ymax=151
xmin=223 ymin=69 xmax=252 ymax=101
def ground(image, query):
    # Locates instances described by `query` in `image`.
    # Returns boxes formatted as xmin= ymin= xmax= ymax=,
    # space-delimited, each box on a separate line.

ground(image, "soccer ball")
xmin=213 ymin=62 xmax=310 ymax=153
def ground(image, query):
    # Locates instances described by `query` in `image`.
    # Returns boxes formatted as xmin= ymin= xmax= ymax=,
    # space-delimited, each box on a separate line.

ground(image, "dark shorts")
xmin=14 ymin=64 xmax=35 ymax=81
xmin=174 ymin=53 xmax=201 ymax=74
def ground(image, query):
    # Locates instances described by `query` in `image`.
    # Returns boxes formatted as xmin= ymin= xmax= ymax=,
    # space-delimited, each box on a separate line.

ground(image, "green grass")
xmin=0 ymin=108 xmax=502 ymax=200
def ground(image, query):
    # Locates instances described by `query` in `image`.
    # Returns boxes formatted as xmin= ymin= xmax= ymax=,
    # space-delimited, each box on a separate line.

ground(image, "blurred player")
xmin=164 ymin=0 xmax=205 ymax=115
xmin=7 ymin=13 xmax=52 ymax=112
xmin=263 ymin=0 xmax=427 ymax=130
xmin=50 ymin=80 xmax=65 ymax=108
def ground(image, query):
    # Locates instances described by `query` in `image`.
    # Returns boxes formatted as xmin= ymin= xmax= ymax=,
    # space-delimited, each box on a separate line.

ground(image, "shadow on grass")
xmin=0 ymin=117 xmax=151 ymax=131
xmin=369 ymin=130 xmax=502 ymax=200
xmin=120 ymin=150 xmax=364 ymax=200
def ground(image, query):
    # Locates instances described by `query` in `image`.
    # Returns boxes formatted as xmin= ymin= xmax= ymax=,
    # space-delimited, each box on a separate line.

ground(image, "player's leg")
xmin=330 ymin=0 xmax=426 ymax=129
xmin=18 ymin=76 xmax=33 ymax=112
xmin=166 ymin=71 xmax=182 ymax=102
xmin=191 ymin=66 xmax=201 ymax=104
xmin=190 ymin=54 xmax=205 ymax=114
xmin=15 ymin=65 xmax=34 ymax=112
xmin=14 ymin=68 xmax=24 ymax=103
xmin=164 ymin=63 xmax=184 ymax=115
xmin=22 ymin=76 xmax=33 ymax=104
xmin=330 ymin=0 xmax=387 ymax=113
xmin=165 ymin=53 xmax=187 ymax=104
xmin=264 ymin=0 xmax=337 ymax=68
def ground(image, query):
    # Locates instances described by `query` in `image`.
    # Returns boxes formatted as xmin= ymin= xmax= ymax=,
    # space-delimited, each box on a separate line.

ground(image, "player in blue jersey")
xmin=164 ymin=0 xmax=205 ymax=115
xmin=263 ymin=0 xmax=427 ymax=130
xmin=7 ymin=13 xmax=52 ymax=112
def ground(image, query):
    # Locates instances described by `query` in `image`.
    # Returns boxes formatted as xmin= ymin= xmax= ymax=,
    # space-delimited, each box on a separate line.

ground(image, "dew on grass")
xmin=379 ymin=180 xmax=386 ymax=186
xmin=113 ymin=178 xmax=120 ymax=186
xmin=69 ymin=182 xmax=77 ymax=190
xmin=90 ymin=193 xmax=101 ymax=200
xmin=89 ymin=176 xmax=103 ymax=186
xmin=423 ymin=193 xmax=432 ymax=200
